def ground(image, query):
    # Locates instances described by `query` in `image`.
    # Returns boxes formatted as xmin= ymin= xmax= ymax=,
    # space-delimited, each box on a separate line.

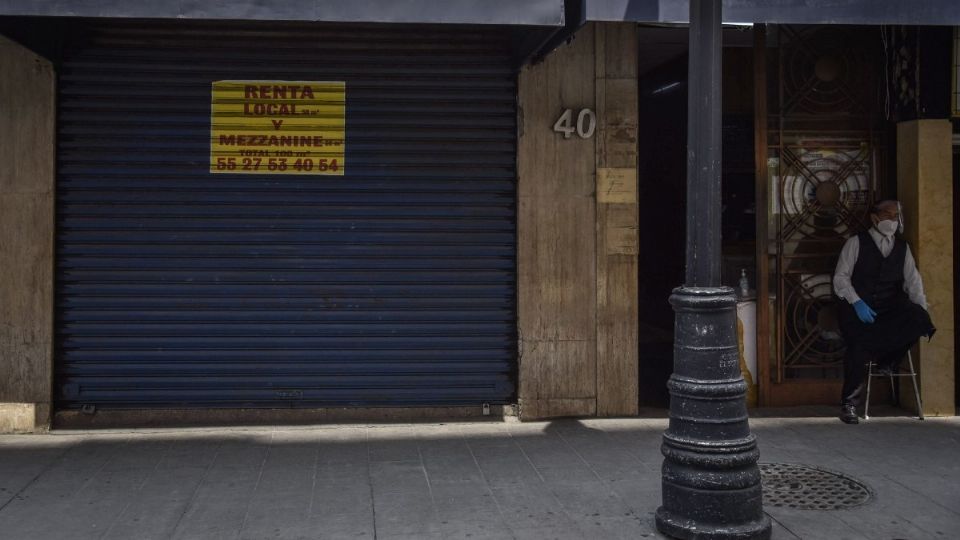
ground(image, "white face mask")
xmin=876 ymin=219 xmax=898 ymax=237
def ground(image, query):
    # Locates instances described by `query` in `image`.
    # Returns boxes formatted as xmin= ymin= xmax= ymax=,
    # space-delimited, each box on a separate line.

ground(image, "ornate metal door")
xmin=762 ymin=25 xmax=885 ymax=404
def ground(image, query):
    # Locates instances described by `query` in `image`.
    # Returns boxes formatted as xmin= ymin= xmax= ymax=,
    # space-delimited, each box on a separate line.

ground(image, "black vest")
xmin=850 ymin=231 xmax=908 ymax=313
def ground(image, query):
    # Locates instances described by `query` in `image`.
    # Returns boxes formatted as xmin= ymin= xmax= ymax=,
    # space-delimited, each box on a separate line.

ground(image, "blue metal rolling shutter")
xmin=55 ymin=21 xmax=517 ymax=409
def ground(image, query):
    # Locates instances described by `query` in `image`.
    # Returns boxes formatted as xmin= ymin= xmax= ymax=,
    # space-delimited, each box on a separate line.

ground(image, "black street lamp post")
xmin=654 ymin=1 xmax=771 ymax=539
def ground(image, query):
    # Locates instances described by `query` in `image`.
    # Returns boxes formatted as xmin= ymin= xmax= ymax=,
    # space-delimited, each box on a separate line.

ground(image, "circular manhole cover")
xmin=760 ymin=463 xmax=872 ymax=510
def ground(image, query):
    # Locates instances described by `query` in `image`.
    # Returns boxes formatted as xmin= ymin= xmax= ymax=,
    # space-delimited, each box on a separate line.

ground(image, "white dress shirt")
xmin=833 ymin=227 xmax=927 ymax=310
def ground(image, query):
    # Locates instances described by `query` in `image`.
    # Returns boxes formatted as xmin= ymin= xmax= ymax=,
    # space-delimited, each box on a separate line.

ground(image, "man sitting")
xmin=832 ymin=200 xmax=935 ymax=424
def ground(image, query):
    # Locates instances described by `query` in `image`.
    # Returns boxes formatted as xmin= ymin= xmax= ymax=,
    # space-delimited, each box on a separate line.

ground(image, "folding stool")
xmin=864 ymin=349 xmax=924 ymax=420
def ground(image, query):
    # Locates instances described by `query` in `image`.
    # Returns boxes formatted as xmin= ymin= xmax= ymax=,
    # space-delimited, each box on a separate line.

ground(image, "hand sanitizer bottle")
xmin=739 ymin=268 xmax=750 ymax=298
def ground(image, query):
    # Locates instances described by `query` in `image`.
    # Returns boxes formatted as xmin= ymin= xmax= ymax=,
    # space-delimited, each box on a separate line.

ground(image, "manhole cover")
xmin=760 ymin=463 xmax=872 ymax=510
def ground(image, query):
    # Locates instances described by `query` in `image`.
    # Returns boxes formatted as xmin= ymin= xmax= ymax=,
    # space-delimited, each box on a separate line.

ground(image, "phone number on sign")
xmin=214 ymin=157 xmax=340 ymax=172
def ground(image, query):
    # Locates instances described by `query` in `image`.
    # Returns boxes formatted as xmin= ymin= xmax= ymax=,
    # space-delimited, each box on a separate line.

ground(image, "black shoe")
xmin=839 ymin=405 xmax=859 ymax=424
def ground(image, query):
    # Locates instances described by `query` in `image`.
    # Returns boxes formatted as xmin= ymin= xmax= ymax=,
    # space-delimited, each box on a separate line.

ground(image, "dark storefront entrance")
xmin=54 ymin=21 xmax=519 ymax=410
xmin=638 ymin=24 xmax=910 ymax=407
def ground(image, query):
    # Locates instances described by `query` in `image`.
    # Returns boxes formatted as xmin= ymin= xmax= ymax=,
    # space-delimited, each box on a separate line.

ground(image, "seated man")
xmin=833 ymin=200 xmax=935 ymax=424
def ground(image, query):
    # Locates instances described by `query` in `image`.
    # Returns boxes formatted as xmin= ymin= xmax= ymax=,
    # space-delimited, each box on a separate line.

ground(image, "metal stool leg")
xmin=864 ymin=362 xmax=873 ymax=420
xmin=907 ymin=351 xmax=924 ymax=420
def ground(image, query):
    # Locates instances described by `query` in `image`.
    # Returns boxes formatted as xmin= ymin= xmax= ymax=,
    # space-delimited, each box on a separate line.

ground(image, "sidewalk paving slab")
xmin=0 ymin=408 xmax=957 ymax=539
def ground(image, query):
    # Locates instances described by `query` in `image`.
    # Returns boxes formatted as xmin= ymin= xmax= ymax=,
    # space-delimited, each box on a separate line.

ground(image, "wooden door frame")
xmin=753 ymin=24 xmax=771 ymax=406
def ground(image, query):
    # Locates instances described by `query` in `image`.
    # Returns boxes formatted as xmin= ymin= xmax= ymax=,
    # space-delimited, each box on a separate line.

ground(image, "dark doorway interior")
xmin=637 ymin=27 xmax=757 ymax=408
xmin=637 ymin=51 xmax=687 ymax=408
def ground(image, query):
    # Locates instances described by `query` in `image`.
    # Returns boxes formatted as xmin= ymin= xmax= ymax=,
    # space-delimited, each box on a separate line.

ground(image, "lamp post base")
xmin=655 ymin=286 xmax=771 ymax=540
xmin=656 ymin=508 xmax=771 ymax=540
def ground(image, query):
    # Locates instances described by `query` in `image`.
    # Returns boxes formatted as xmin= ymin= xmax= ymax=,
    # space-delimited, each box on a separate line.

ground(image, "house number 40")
xmin=553 ymin=108 xmax=596 ymax=139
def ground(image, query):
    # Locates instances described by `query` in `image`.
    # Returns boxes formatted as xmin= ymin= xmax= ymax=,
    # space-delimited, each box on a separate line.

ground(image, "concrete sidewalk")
xmin=0 ymin=410 xmax=958 ymax=539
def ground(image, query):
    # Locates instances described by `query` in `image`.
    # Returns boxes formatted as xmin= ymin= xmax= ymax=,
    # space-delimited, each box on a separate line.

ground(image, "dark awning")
xmin=0 ymin=0 xmax=565 ymax=26
xmin=588 ymin=0 xmax=960 ymax=26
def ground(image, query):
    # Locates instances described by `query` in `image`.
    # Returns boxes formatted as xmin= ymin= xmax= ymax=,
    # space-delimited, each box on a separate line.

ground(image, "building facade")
xmin=0 ymin=1 xmax=957 ymax=431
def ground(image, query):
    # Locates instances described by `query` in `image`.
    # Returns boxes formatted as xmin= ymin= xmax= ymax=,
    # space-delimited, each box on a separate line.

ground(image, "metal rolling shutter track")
xmin=55 ymin=21 xmax=517 ymax=409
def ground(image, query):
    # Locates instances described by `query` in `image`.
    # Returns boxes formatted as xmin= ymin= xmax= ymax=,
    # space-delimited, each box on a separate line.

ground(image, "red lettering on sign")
xmin=239 ymin=84 xmax=318 ymax=100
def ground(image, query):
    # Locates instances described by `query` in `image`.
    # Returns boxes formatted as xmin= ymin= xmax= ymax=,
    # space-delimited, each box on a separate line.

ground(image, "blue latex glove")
xmin=853 ymin=300 xmax=876 ymax=324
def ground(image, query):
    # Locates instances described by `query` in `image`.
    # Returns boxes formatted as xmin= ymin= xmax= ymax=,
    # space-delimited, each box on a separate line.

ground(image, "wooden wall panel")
xmin=518 ymin=197 xmax=597 ymax=342
xmin=0 ymin=35 xmax=55 ymax=431
xmin=522 ymin=339 xmax=599 ymax=419
xmin=518 ymin=22 xmax=640 ymax=420
xmin=518 ymin=25 xmax=598 ymax=418
xmin=517 ymin=26 xmax=597 ymax=202
xmin=595 ymin=24 xmax=639 ymax=416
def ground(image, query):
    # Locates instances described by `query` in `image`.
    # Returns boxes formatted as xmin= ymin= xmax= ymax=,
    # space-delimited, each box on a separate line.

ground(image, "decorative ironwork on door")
xmin=766 ymin=26 xmax=885 ymax=383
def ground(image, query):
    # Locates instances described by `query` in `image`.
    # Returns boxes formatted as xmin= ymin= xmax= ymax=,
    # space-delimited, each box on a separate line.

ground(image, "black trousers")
xmin=838 ymin=301 xmax=934 ymax=407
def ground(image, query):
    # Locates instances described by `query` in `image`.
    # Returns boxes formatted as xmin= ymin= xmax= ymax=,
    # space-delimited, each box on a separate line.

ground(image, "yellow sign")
xmin=596 ymin=168 xmax=638 ymax=204
xmin=210 ymin=80 xmax=345 ymax=175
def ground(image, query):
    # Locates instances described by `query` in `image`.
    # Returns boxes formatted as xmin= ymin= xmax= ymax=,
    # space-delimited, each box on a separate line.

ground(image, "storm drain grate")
xmin=759 ymin=463 xmax=872 ymax=510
